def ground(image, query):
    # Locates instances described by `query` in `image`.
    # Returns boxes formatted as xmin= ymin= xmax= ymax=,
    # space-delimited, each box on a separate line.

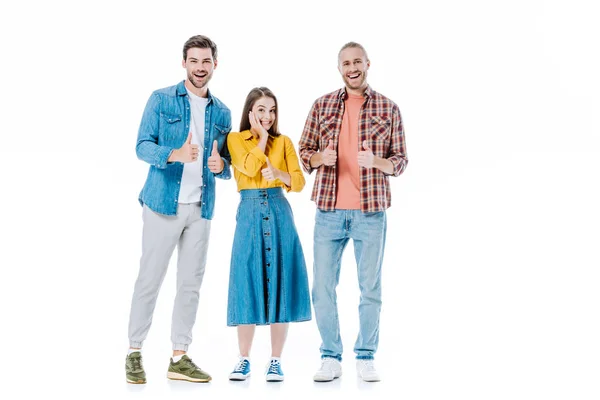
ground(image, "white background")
xmin=0 ymin=0 xmax=598 ymax=399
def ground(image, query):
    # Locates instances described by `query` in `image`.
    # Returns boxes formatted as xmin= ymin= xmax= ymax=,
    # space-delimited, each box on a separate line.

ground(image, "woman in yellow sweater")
xmin=226 ymin=87 xmax=311 ymax=382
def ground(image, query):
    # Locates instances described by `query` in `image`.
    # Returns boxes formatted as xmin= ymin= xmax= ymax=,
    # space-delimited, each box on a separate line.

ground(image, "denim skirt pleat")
xmin=227 ymin=187 xmax=312 ymax=326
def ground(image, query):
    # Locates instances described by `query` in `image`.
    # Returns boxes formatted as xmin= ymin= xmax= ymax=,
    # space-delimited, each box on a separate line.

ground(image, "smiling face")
xmin=338 ymin=46 xmax=370 ymax=95
xmin=251 ymin=96 xmax=277 ymax=131
xmin=182 ymin=47 xmax=216 ymax=96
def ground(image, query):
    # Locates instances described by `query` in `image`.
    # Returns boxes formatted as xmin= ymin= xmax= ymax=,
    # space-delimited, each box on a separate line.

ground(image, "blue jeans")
xmin=311 ymin=209 xmax=387 ymax=361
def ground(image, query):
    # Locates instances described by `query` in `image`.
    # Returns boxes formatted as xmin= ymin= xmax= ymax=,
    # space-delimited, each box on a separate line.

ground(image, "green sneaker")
xmin=167 ymin=355 xmax=212 ymax=382
xmin=125 ymin=351 xmax=146 ymax=384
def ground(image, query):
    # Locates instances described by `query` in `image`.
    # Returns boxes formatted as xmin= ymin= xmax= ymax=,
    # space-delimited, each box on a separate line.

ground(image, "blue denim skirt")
xmin=227 ymin=187 xmax=312 ymax=326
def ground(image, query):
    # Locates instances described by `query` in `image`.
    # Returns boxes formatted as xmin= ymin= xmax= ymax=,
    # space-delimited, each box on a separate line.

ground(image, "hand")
xmin=207 ymin=140 xmax=224 ymax=173
xmin=261 ymin=157 xmax=279 ymax=181
xmin=357 ymin=140 xmax=375 ymax=168
xmin=321 ymin=139 xmax=337 ymax=166
xmin=249 ymin=111 xmax=268 ymax=142
xmin=174 ymin=132 xmax=199 ymax=163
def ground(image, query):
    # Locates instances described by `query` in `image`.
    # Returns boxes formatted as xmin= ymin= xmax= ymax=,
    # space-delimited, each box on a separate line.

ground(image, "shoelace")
xmin=130 ymin=357 xmax=143 ymax=371
xmin=267 ymin=360 xmax=281 ymax=374
xmin=180 ymin=357 xmax=198 ymax=373
xmin=320 ymin=358 xmax=337 ymax=369
xmin=360 ymin=360 xmax=375 ymax=371
xmin=233 ymin=359 xmax=249 ymax=372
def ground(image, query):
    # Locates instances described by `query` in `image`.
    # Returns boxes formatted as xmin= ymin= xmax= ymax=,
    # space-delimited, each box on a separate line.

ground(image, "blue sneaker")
xmin=229 ymin=358 xmax=251 ymax=381
xmin=265 ymin=358 xmax=284 ymax=382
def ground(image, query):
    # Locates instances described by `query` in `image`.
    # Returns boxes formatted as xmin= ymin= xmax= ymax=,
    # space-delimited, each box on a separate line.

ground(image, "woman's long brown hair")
xmin=239 ymin=87 xmax=281 ymax=137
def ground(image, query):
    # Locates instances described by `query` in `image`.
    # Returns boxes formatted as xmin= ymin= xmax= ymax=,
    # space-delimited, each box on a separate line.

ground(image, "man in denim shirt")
xmin=125 ymin=35 xmax=231 ymax=384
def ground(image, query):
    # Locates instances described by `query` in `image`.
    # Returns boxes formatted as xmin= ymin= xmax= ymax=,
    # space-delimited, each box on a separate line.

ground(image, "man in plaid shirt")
xmin=299 ymin=42 xmax=408 ymax=382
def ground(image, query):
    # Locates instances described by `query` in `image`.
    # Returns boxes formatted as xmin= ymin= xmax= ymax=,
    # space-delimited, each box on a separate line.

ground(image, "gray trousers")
xmin=128 ymin=203 xmax=211 ymax=351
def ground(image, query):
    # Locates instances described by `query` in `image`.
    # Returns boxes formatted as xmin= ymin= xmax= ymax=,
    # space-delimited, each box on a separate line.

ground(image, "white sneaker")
xmin=313 ymin=358 xmax=342 ymax=382
xmin=356 ymin=359 xmax=380 ymax=382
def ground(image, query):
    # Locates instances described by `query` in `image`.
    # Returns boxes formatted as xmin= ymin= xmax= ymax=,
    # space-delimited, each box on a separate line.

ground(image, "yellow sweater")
xmin=227 ymin=130 xmax=305 ymax=192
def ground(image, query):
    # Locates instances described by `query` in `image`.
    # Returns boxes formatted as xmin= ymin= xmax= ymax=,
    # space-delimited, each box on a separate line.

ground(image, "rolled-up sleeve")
xmin=227 ymin=132 xmax=266 ymax=178
xmin=298 ymin=100 xmax=320 ymax=174
xmin=282 ymin=136 xmax=305 ymax=192
xmin=215 ymin=124 xmax=232 ymax=180
xmin=387 ymin=104 xmax=408 ymax=177
xmin=135 ymin=93 xmax=174 ymax=169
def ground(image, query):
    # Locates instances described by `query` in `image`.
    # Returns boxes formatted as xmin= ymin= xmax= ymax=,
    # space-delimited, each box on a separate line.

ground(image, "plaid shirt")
xmin=299 ymin=86 xmax=408 ymax=212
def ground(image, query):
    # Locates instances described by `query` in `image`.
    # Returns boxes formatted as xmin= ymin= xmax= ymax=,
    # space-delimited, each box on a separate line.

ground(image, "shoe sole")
xmin=313 ymin=374 xmax=341 ymax=382
xmin=126 ymin=378 xmax=146 ymax=384
xmin=229 ymin=372 xmax=251 ymax=381
xmin=360 ymin=378 xmax=381 ymax=382
xmin=266 ymin=374 xmax=284 ymax=382
xmin=357 ymin=373 xmax=380 ymax=382
xmin=167 ymin=371 xmax=211 ymax=382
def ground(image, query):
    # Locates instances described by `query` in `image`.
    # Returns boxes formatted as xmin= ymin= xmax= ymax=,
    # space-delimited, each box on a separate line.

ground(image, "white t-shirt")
xmin=178 ymin=91 xmax=208 ymax=203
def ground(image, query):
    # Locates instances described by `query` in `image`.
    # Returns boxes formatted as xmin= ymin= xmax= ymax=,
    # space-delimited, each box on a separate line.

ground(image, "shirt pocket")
xmin=370 ymin=116 xmax=391 ymax=141
xmin=212 ymin=124 xmax=230 ymax=154
xmin=159 ymin=112 xmax=183 ymax=141
xmin=319 ymin=115 xmax=339 ymax=148
xmin=214 ymin=123 xmax=230 ymax=135
xmin=161 ymin=113 xmax=182 ymax=124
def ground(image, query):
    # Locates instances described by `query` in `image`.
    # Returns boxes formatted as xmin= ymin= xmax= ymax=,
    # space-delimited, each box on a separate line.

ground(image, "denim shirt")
xmin=136 ymin=81 xmax=232 ymax=219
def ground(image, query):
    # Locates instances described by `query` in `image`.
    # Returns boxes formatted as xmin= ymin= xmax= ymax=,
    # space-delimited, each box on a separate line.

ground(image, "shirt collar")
xmin=338 ymin=85 xmax=373 ymax=100
xmin=177 ymin=80 xmax=213 ymax=103
xmin=241 ymin=129 xmax=254 ymax=140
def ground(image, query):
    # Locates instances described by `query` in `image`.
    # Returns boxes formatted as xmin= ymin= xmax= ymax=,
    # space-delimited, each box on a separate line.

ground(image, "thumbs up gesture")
xmin=261 ymin=157 xmax=280 ymax=181
xmin=321 ymin=139 xmax=337 ymax=166
xmin=207 ymin=139 xmax=224 ymax=173
xmin=357 ymin=140 xmax=375 ymax=168
xmin=174 ymin=132 xmax=199 ymax=163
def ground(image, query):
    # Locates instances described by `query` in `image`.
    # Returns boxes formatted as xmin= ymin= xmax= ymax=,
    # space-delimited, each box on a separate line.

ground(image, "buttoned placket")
xmin=201 ymin=100 xmax=211 ymax=207
xmin=260 ymin=190 xmax=273 ymax=320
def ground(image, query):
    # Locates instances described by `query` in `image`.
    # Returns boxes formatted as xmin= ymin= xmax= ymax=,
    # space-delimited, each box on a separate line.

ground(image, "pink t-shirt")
xmin=335 ymin=93 xmax=364 ymax=209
